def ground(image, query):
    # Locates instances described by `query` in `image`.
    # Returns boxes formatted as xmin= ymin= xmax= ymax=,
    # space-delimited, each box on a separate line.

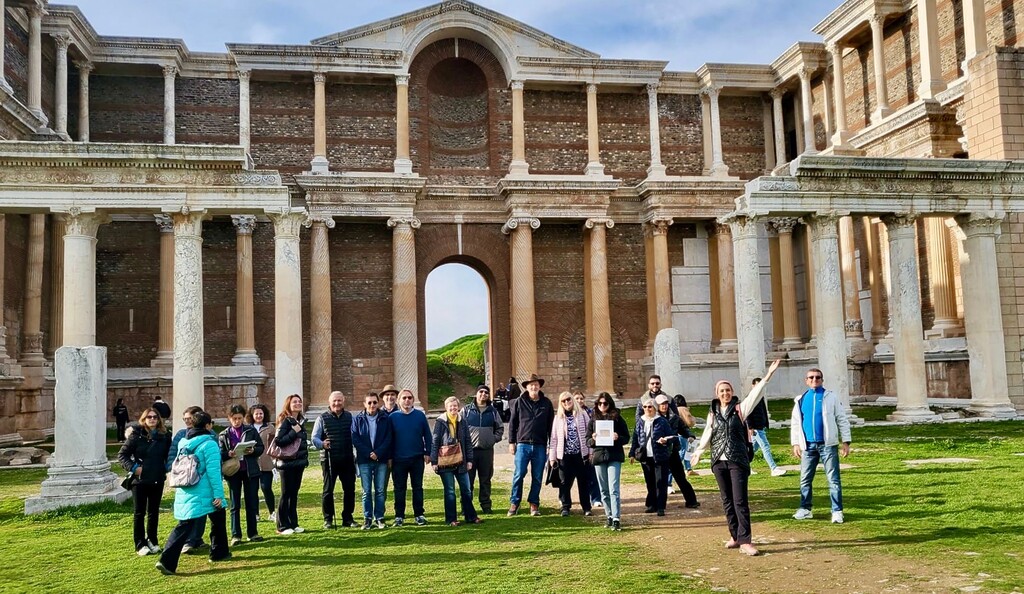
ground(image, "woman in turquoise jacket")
xmin=155 ymin=411 xmax=232 ymax=575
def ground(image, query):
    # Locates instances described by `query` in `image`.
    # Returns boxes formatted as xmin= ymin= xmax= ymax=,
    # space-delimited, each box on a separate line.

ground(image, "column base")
xmin=887 ymin=406 xmax=942 ymax=423
xmin=29 ymin=108 xmax=48 ymax=126
xmin=778 ymin=338 xmax=805 ymax=351
xmin=25 ymin=460 xmax=130 ymax=515
xmin=645 ymin=164 xmax=668 ymax=180
xmin=966 ymin=401 xmax=1018 ymax=419
xmin=0 ymin=432 xmax=23 ymax=446
xmin=584 ymin=161 xmax=606 ymax=176
xmin=708 ymin=163 xmax=731 ymax=178
xmin=231 ymin=350 xmax=261 ymax=366
xmin=310 ymin=156 xmax=330 ymax=174
xmin=871 ymin=107 xmax=893 ymax=123
xmin=923 ymin=324 xmax=965 ymax=339
xmin=393 ymin=158 xmax=414 ymax=175
xmin=714 ymin=339 xmax=738 ymax=354
xmin=18 ymin=352 xmax=48 ymax=367
xmin=150 ymin=351 xmax=174 ymax=368
xmin=0 ymin=78 xmax=12 ymax=95
xmin=508 ymin=160 xmax=530 ymax=176
xmin=917 ymin=82 xmax=947 ymax=101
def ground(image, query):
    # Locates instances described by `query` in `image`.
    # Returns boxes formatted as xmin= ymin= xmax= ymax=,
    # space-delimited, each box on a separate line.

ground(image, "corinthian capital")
xmin=647 ymin=217 xmax=673 ymax=236
xmin=313 ymin=71 xmax=326 ymax=85
xmin=768 ymin=217 xmax=800 ymax=234
xmin=231 ymin=214 xmax=257 ymax=235
xmin=162 ymin=64 xmax=178 ymax=78
xmin=880 ymin=212 xmax=918 ymax=231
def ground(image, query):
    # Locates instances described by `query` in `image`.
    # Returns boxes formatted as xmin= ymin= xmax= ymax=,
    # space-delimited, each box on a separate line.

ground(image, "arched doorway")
xmin=424 ymin=263 xmax=490 ymax=407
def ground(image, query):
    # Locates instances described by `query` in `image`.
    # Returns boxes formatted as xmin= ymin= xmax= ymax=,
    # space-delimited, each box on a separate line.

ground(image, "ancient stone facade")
xmin=0 ymin=0 xmax=1022 ymax=451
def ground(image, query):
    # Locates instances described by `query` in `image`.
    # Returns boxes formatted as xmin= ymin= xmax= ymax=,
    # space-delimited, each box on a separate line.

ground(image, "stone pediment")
xmin=310 ymin=0 xmax=598 ymax=80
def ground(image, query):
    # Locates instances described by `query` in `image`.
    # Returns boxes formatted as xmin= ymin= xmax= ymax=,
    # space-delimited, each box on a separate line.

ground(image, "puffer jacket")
xmin=430 ymin=413 xmax=475 ymax=474
xmin=274 ymin=416 xmax=310 ymax=470
xmin=172 ymin=431 xmax=225 ymax=521
xmin=628 ymin=415 xmax=673 ymax=464
xmin=460 ymin=402 xmax=504 ymax=450
xmin=117 ymin=424 xmax=171 ymax=485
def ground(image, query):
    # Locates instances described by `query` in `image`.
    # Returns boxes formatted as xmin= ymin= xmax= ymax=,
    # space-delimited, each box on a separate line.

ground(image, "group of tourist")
xmin=114 ymin=364 xmax=851 ymax=574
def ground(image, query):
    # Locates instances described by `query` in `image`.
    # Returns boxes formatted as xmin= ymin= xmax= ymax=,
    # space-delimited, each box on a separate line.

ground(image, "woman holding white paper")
xmin=218 ymin=404 xmax=265 ymax=545
xmin=587 ymin=392 xmax=630 ymax=530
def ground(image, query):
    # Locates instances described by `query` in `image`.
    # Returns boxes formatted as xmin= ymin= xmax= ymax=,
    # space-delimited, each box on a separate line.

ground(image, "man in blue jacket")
xmin=351 ymin=392 xmax=394 ymax=529
xmin=388 ymin=388 xmax=432 ymax=526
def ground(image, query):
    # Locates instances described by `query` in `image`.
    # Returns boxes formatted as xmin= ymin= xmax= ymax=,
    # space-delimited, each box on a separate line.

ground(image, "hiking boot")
xmin=507 ymin=504 xmax=519 ymax=516
xmin=530 ymin=504 xmax=540 ymax=516
xmin=793 ymin=508 xmax=813 ymax=520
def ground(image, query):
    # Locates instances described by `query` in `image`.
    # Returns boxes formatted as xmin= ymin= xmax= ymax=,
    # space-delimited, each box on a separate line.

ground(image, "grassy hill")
xmin=426 ymin=334 xmax=487 ymax=408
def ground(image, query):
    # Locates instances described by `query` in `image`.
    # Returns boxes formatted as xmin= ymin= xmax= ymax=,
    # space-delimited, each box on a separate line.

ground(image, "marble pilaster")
xmin=230 ymin=215 xmax=259 ymax=365
xmin=869 ymin=14 xmax=892 ymax=122
xmin=881 ymin=214 xmax=937 ymax=422
xmin=21 ymin=214 xmax=46 ymax=365
xmin=585 ymin=218 xmax=614 ymax=393
xmin=312 ymin=72 xmax=328 ymax=173
xmin=308 ymin=216 xmax=334 ymax=405
xmin=171 ymin=210 xmax=207 ymax=433
xmin=271 ymin=210 xmax=306 ymax=413
xmin=728 ymin=216 xmax=766 ymax=390
xmin=509 ymin=80 xmax=529 ymax=175
xmin=503 ymin=216 xmax=539 ymax=377
xmin=163 ymin=65 xmax=177 ymax=145
xmin=646 ymin=83 xmax=667 ymax=178
xmin=394 ymin=74 xmax=413 ymax=174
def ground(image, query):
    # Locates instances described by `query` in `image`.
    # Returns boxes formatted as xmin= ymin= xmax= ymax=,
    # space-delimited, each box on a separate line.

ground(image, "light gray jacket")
xmin=790 ymin=389 xmax=852 ymax=450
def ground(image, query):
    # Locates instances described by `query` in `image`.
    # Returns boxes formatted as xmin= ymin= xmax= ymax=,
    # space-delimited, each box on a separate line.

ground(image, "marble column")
xmin=770 ymin=89 xmax=786 ymax=167
xmin=53 ymin=34 xmax=70 ymax=137
xmin=808 ymin=214 xmax=852 ymax=415
xmin=881 ymin=214 xmax=936 ymax=422
xmin=0 ymin=0 xmax=10 ymax=94
xmin=794 ymin=93 xmax=805 ymax=154
xmin=311 ymin=72 xmax=328 ymax=173
xmin=21 ymin=214 xmax=46 ymax=364
xmin=916 ymin=0 xmax=946 ymax=100
xmin=838 ymin=216 xmax=863 ymax=338
xmin=961 ymin=0 xmax=988 ymax=71
xmin=585 ymin=83 xmax=605 ymax=176
xmin=869 ymin=14 xmax=892 ymax=122
xmin=646 ymin=83 xmax=667 ymax=178
xmin=503 ymin=216 xmax=539 ymax=377
xmin=27 ymin=4 xmax=45 ymax=122
xmin=390 ymin=217 xmax=420 ymax=399
xmin=702 ymin=85 xmax=729 ymax=177
xmin=822 ymin=73 xmax=834 ymax=141
xmin=804 ymin=228 xmax=817 ymax=341
xmin=771 ymin=218 xmax=803 ymax=348
xmin=75 ymin=61 xmax=92 ymax=142
xmin=798 ymin=68 xmax=817 ymax=153
xmin=862 ymin=217 xmax=887 ymax=340
xmin=650 ymin=218 xmax=673 ymax=334
xmin=230 ymin=215 xmax=259 ymax=365
xmin=509 ymin=80 xmax=529 ymax=175
xmin=828 ymin=43 xmax=851 ymax=147
xmin=48 ymin=216 xmax=66 ymax=356
xmin=308 ymin=216 xmax=335 ymax=405
xmin=924 ymin=217 xmax=964 ymax=337
xmin=171 ymin=210 xmax=207 ymax=433
xmin=729 ymin=216 xmax=766 ymax=390
xmin=151 ymin=215 xmax=174 ymax=367
xmin=237 ymin=69 xmax=250 ymax=153
xmin=762 ymin=97 xmax=775 ymax=172
xmin=270 ymin=210 xmax=306 ymax=414
xmin=714 ymin=223 xmax=738 ymax=352
xmin=955 ymin=213 xmax=1017 ymax=417
xmin=62 ymin=210 xmax=109 ymax=347
xmin=163 ymin=65 xmax=177 ymax=145
xmin=394 ymin=74 xmax=413 ymax=174
xmin=0 ymin=215 xmax=8 ymax=361
xmin=585 ymin=218 xmax=614 ymax=392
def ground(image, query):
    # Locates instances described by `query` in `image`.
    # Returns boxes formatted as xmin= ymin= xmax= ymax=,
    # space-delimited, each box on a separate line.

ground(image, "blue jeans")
xmin=752 ymin=429 xmax=779 ymax=470
xmin=510 ymin=443 xmax=546 ymax=506
xmin=799 ymin=442 xmax=843 ymax=512
xmin=357 ymin=461 xmax=388 ymax=520
xmin=679 ymin=436 xmax=692 ymax=471
xmin=439 ymin=470 xmax=477 ymax=523
xmin=593 ymin=462 xmax=622 ymax=519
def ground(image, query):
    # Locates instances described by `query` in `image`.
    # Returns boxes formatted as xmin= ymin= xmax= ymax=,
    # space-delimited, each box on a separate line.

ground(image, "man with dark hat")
xmin=379 ymin=385 xmax=400 ymax=415
xmin=507 ymin=374 xmax=554 ymax=517
xmin=461 ymin=384 xmax=504 ymax=514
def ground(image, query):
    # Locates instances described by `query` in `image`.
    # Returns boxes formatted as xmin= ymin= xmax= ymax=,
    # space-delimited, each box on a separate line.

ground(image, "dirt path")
xmin=490 ymin=449 xmax=981 ymax=594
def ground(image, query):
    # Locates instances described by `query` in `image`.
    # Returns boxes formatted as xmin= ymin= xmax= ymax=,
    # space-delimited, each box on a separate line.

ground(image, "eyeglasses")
xmin=560 ymin=398 xmax=572 ymax=403
xmin=144 ymin=415 xmax=159 ymax=419
xmin=400 ymin=395 xmax=414 ymax=400
xmin=806 ymin=375 xmax=823 ymax=380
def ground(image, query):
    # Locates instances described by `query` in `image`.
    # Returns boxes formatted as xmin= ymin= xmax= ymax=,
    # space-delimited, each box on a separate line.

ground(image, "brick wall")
xmin=176 ymin=77 xmax=239 ymax=145
xmin=985 ymin=0 xmax=1024 ymax=48
xmin=96 ymin=222 xmax=161 ymax=367
xmin=720 ymin=95 xmax=767 ymax=180
xmin=249 ymin=80 xmax=315 ymax=184
xmin=811 ymin=76 xmax=829 ymax=151
xmin=659 ymin=93 xmax=704 ymax=176
xmin=90 ymin=75 xmax=164 ymax=143
xmin=524 ymin=89 xmax=588 ymax=175
xmin=534 ymin=224 xmax=586 ymax=391
xmin=327 ymin=82 xmax=395 ymax=171
xmin=998 ymin=213 xmax=1024 ymax=407
xmin=937 ymin=0 xmax=966 ymax=82
xmin=608 ymin=224 xmax=650 ymax=396
xmin=598 ymin=92 xmax=650 ymax=182
xmin=4 ymin=15 xmax=28 ymax=106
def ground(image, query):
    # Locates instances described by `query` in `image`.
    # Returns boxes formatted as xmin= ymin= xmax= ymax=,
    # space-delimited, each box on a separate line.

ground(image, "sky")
xmin=65 ymin=0 xmax=839 ymax=347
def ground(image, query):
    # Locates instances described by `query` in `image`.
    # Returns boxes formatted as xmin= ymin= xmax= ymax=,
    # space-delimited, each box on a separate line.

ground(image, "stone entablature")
xmin=811 ymin=0 xmax=904 ymax=44
xmin=297 ymin=172 xmax=425 ymax=219
xmin=770 ymin=41 xmax=828 ymax=85
xmin=498 ymin=176 xmax=618 ymax=221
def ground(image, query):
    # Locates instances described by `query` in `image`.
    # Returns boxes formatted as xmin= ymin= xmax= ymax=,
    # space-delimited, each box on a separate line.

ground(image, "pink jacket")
xmin=548 ymin=411 xmax=591 ymax=462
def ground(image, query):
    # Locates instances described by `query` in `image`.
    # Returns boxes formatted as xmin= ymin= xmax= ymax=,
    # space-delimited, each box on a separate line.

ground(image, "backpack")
xmin=168 ymin=446 xmax=202 ymax=488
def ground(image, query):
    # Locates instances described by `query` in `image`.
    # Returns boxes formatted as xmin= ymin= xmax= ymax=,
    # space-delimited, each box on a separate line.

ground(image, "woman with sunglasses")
xmin=692 ymin=359 xmax=782 ymax=557
xmin=549 ymin=391 xmax=592 ymax=517
xmin=117 ymin=407 xmax=171 ymax=556
xmin=587 ymin=392 xmax=629 ymax=530
xmin=628 ymin=396 xmax=673 ymax=516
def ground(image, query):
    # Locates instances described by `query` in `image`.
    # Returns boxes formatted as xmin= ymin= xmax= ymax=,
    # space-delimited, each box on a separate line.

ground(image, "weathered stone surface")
xmin=654 ymin=328 xmax=684 ymax=398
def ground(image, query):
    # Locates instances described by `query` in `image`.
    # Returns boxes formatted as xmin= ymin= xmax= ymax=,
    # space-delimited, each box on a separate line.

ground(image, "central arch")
xmin=416 ymin=223 xmax=511 ymax=403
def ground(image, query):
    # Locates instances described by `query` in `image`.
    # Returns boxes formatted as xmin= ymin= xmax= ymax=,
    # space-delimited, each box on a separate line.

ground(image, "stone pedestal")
xmin=653 ymin=328 xmax=684 ymax=398
xmin=25 ymin=346 xmax=129 ymax=515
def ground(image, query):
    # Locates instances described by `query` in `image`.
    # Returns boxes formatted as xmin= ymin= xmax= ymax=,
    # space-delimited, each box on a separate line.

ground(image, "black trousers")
xmin=158 ymin=508 xmax=229 ymax=573
xmin=467 ymin=448 xmax=494 ymax=510
xmin=131 ymin=482 xmax=163 ymax=550
xmin=258 ymin=470 xmax=276 ymax=515
xmin=712 ymin=460 xmax=752 ymax=544
xmin=116 ymin=420 xmax=127 ymax=441
xmin=557 ymin=453 xmax=592 ymax=512
xmin=321 ymin=456 xmax=356 ymax=524
xmin=641 ymin=459 xmax=669 ymax=512
xmin=667 ymin=449 xmax=698 ymax=506
xmin=226 ymin=473 xmax=260 ymax=538
xmin=276 ymin=466 xmax=304 ymax=531
xmin=392 ymin=456 xmax=426 ymax=519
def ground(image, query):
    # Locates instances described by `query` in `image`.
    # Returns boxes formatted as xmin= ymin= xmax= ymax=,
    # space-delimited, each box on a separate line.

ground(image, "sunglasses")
xmin=144 ymin=415 xmax=159 ymax=419
xmin=597 ymin=401 xmax=610 ymax=407
xmin=806 ymin=375 xmax=822 ymax=380
xmin=400 ymin=395 xmax=414 ymax=400
xmin=642 ymin=405 xmax=655 ymax=409
xmin=560 ymin=398 xmax=572 ymax=403
xmin=649 ymin=382 xmax=661 ymax=385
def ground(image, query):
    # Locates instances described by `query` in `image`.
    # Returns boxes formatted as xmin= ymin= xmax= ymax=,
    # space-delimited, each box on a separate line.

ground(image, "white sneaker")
xmin=293 ymin=526 xmax=305 ymax=534
xmin=147 ymin=540 xmax=162 ymax=554
xmin=269 ymin=512 xmax=276 ymax=523
xmin=277 ymin=528 xmax=294 ymax=536
xmin=770 ymin=468 xmax=787 ymax=477
xmin=136 ymin=546 xmax=151 ymax=556
xmin=831 ymin=511 xmax=844 ymax=524
xmin=667 ymin=486 xmax=675 ymax=495
xmin=793 ymin=508 xmax=813 ymax=520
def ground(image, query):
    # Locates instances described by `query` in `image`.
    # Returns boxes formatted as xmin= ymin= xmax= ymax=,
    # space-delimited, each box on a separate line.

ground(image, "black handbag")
xmin=544 ymin=462 xmax=562 ymax=488
xmin=121 ymin=472 xmax=137 ymax=491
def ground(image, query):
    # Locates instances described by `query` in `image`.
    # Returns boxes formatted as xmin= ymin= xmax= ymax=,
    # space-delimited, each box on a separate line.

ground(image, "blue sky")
xmin=67 ymin=0 xmax=838 ymax=347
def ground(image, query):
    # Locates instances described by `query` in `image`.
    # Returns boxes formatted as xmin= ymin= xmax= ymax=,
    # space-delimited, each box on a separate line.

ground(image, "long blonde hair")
xmin=554 ymin=391 xmax=582 ymax=420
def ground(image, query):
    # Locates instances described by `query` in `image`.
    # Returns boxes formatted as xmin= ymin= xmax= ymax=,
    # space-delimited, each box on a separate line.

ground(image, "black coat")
xmin=274 ymin=416 xmax=310 ymax=469
xmin=218 ymin=425 xmax=265 ymax=479
xmin=587 ymin=414 xmax=630 ymax=465
xmin=112 ymin=404 xmax=130 ymax=424
xmin=117 ymin=424 xmax=171 ymax=485
xmin=152 ymin=400 xmax=171 ymax=420
xmin=430 ymin=414 xmax=475 ymax=474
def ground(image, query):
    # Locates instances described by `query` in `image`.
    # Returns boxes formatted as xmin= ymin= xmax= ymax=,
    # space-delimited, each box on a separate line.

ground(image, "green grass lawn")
xmin=1 ymin=421 xmax=1021 ymax=592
